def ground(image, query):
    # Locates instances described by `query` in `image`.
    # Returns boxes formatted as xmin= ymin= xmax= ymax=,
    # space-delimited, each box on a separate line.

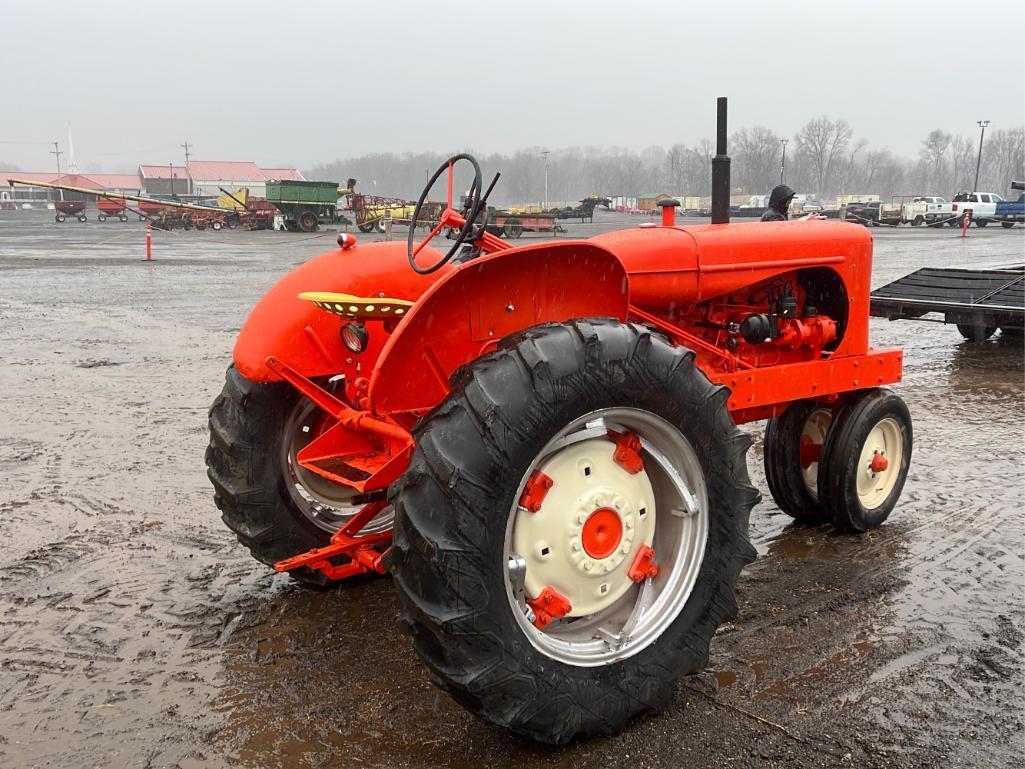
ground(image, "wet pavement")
xmin=0 ymin=210 xmax=1022 ymax=768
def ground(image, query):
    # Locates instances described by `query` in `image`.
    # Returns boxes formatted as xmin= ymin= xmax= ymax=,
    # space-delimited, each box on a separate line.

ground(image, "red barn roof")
xmin=6 ymin=172 xmax=142 ymax=192
xmin=139 ymin=164 xmax=188 ymax=180
xmin=187 ymin=160 xmax=264 ymax=181
xmin=3 ymin=172 xmax=58 ymax=185
xmin=89 ymin=173 xmax=142 ymax=189
xmin=259 ymin=167 xmax=306 ymax=181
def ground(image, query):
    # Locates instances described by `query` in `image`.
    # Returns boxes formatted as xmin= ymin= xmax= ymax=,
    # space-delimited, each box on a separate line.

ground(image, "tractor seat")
xmin=298 ymin=292 xmax=414 ymax=320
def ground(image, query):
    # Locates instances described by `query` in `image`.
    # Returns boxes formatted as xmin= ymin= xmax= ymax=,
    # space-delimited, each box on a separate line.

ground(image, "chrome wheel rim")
xmin=281 ymin=399 xmax=394 ymax=535
xmin=503 ymin=407 xmax=708 ymax=667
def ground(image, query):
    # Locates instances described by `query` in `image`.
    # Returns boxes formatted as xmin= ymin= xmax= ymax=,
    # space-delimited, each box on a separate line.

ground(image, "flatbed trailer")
xmin=485 ymin=209 xmax=563 ymax=238
xmin=871 ymin=265 xmax=1025 ymax=341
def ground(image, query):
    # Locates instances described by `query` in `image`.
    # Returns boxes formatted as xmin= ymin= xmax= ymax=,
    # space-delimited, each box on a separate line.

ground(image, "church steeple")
xmin=67 ymin=124 xmax=78 ymax=174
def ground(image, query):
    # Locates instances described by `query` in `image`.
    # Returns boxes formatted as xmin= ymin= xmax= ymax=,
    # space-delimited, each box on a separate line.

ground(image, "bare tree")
xmin=731 ymin=126 xmax=781 ymax=196
xmin=983 ymin=127 xmax=1025 ymax=194
xmin=795 ymin=117 xmax=853 ymax=197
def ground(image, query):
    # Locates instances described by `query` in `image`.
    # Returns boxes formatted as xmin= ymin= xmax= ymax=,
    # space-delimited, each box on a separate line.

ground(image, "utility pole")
xmin=973 ymin=120 xmax=990 ymax=193
xmin=541 ymin=150 xmax=550 ymax=208
xmin=779 ymin=138 xmax=788 ymax=186
xmin=181 ymin=141 xmax=192 ymax=194
xmin=50 ymin=141 xmax=64 ymax=201
xmin=169 ymin=161 xmax=176 ymax=197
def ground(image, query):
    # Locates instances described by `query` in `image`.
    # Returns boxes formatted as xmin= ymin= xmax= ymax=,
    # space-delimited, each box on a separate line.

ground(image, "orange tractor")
xmin=206 ymin=99 xmax=912 ymax=743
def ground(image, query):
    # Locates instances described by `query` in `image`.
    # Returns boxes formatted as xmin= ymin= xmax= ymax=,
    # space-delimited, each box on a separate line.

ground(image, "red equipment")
xmin=96 ymin=196 xmax=129 ymax=223
xmin=54 ymin=200 xmax=87 ymax=223
xmin=207 ymin=99 xmax=912 ymax=746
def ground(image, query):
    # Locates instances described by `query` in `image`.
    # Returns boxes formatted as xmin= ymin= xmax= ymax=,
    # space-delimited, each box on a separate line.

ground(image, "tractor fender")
xmin=233 ymin=241 xmax=453 ymax=382
xmin=368 ymin=241 xmax=629 ymax=415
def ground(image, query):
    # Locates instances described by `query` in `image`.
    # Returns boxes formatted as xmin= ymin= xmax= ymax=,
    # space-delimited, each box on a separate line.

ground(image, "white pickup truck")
xmin=933 ymin=192 xmax=1007 ymax=227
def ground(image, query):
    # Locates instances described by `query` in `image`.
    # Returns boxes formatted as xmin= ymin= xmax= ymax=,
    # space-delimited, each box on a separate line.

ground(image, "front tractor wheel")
xmin=763 ymin=400 xmax=834 ymax=524
xmin=388 ymin=320 xmax=759 ymax=744
xmin=206 ymin=365 xmax=393 ymax=585
xmin=817 ymin=389 xmax=912 ymax=532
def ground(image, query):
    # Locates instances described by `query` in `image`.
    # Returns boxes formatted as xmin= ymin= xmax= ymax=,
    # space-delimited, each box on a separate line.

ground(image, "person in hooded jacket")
xmin=761 ymin=184 xmax=795 ymax=221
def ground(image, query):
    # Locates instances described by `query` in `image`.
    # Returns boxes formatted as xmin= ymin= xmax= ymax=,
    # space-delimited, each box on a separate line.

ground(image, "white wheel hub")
xmin=856 ymin=416 xmax=903 ymax=509
xmin=512 ymin=438 xmax=655 ymax=617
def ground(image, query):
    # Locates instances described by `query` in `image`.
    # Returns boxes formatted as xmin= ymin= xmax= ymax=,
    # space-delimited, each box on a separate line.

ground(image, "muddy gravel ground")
xmin=0 ymin=210 xmax=1022 ymax=769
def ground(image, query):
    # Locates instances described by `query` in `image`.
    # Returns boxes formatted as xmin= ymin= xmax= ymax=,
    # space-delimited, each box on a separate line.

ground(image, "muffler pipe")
xmin=711 ymin=96 xmax=731 ymax=225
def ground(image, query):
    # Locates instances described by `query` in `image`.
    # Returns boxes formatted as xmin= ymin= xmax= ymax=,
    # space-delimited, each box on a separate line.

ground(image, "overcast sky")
xmin=4 ymin=0 xmax=1023 ymax=172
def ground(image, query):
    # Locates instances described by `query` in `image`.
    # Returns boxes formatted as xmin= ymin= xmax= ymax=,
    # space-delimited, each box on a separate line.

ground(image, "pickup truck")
xmin=900 ymin=196 xmax=950 ymax=227
xmin=994 ymin=192 xmax=1024 ymax=228
xmin=933 ymin=192 xmax=1006 ymax=227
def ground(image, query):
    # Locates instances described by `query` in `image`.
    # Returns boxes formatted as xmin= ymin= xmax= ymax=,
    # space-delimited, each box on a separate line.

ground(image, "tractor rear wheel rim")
xmin=281 ymin=399 xmax=394 ymax=535
xmin=503 ymin=407 xmax=708 ymax=667
xmin=856 ymin=416 xmax=902 ymax=509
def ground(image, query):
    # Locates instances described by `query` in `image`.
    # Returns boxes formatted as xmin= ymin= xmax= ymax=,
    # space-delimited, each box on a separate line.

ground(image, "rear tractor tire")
xmin=817 ymin=389 xmax=912 ymax=533
xmin=388 ymin=319 xmax=759 ymax=744
xmin=206 ymin=365 xmax=393 ymax=586
xmin=763 ymin=400 xmax=834 ymax=524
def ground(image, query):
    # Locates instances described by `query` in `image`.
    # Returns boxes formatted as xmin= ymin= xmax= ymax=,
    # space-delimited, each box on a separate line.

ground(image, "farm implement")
xmin=8 ymin=177 xmax=238 ymax=229
xmin=550 ymin=194 xmax=613 ymax=222
xmin=96 ymin=196 xmax=129 ymax=222
xmin=347 ymin=183 xmax=444 ymax=234
xmin=206 ymin=99 xmax=912 ymax=744
xmin=53 ymin=200 xmax=87 ymax=223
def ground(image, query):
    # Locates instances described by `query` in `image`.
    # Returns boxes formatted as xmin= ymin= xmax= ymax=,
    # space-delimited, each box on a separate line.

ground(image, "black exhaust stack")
xmin=711 ymin=97 xmax=731 ymax=224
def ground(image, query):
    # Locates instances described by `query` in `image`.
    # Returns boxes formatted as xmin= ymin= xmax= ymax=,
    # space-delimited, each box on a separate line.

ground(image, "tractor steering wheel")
xmin=407 ymin=154 xmax=484 ymax=275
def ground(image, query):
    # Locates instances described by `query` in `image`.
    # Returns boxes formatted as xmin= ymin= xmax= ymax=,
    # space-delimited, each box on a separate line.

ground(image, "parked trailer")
xmin=486 ymin=209 xmax=563 ymax=238
xmin=871 ymin=265 xmax=1024 ymax=341
xmin=8 ymin=178 xmax=236 ymax=229
xmin=54 ymin=200 xmax=87 ymax=223
xmin=265 ymin=180 xmax=351 ymax=232
xmin=96 ymin=196 xmax=129 ymax=223
xmin=137 ymin=200 xmax=167 ymax=221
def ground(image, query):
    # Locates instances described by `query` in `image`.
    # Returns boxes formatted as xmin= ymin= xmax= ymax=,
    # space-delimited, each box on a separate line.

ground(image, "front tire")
xmin=388 ymin=320 xmax=759 ymax=744
xmin=817 ymin=389 xmax=912 ymax=532
xmin=764 ymin=401 xmax=833 ymax=524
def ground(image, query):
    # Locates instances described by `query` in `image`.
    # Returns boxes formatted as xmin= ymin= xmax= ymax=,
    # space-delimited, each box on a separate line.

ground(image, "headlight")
xmin=340 ymin=322 xmax=370 ymax=353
